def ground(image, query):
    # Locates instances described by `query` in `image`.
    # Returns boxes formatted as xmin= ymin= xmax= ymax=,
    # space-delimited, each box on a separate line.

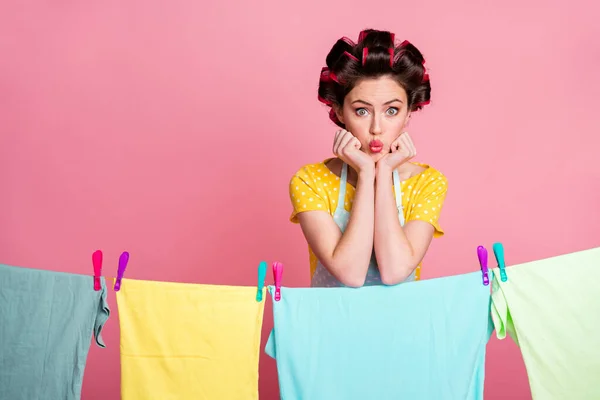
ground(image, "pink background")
xmin=1 ymin=1 xmax=599 ymax=399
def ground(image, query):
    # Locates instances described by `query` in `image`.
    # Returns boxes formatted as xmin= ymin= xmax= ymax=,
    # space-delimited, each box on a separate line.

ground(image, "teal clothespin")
xmin=493 ymin=242 xmax=508 ymax=282
xmin=256 ymin=261 xmax=267 ymax=301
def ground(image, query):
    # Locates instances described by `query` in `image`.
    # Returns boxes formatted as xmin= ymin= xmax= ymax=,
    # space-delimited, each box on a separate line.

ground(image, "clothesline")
xmin=89 ymin=242 xmax=509 ymax=296
xmin=1 ymin=246 xmax=598 ymax=399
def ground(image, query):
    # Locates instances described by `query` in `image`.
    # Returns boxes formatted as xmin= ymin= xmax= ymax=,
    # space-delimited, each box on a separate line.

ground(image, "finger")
xmin=332 ymin=130 xmax=340 ymax=154
xmin=392 ymin=131 xmax=409 ymax=152
xmin=334 ymin=130 xmax=346 ymax=154
xmin=333 ymin=130 xmax=346 ymax=155
xmin=350 ymin=136 xmax=362 ymax=150
xmin=390 ymin=137 xmax=402 ymax=153
xmin=399 ymin=133 xmax=412 ymax=157
xmin=407 ymin=136 xmax=417 ymax=157
xmin=403 ymin=132 xmax=416 ymax=156
xmin=338 ymin=132 xmax=354 ymax=152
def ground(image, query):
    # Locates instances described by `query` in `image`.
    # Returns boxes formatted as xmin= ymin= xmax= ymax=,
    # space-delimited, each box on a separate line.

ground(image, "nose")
xmin=370 ymin=114 xmax=383 ymax=136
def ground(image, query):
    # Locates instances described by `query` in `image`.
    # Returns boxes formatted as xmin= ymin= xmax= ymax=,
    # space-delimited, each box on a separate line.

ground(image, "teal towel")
xmin=0 ymin=264 xmax=110 ymax=400
xmin=265 ymin=271 xmax=493 ymax=400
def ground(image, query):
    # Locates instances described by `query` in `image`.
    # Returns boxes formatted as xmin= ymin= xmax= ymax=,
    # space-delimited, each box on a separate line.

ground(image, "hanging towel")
xmin=116 ymin=278 xmax=266 ymax=400
xmin=491 ymin=247 xmax=600 ymax=400
xmin=265 ymin=271 xmax=493 ymax=400
xmin=0 ymin=264 xmax=110 ymax=400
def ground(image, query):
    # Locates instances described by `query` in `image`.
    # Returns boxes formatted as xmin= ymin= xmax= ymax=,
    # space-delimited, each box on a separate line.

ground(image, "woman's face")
xmin=335 ymin=76 xmax=411 ymax=163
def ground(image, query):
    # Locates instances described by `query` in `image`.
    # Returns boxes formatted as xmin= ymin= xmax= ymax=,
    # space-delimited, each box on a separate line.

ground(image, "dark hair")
xmin=318 ymin=29 xmax=431 ymax=127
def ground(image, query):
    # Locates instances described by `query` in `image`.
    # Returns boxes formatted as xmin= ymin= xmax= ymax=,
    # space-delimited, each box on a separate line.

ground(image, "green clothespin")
xmin=256 ymin=261 xmax=267 ymax=301
xmin=493 ymin=242 xmax=508 ymax=282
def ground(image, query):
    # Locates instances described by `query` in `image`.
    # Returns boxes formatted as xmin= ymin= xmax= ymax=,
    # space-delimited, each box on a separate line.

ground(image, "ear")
xmin=404 ymin=111 xmax=411 ymax=127
xmin=334 ymin=105 xmax=345 ymax=124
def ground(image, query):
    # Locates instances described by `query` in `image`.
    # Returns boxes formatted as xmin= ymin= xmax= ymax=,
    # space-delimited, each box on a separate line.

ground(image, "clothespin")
xmin=256 ymin=261 xmax=267 ymax=302
xmin=92 ymin=250 xmax=103 ymax=291
xmin=477 ymin=246 xmax=490 ymax=286
xmin=493 ymin=242 xmax=508 ymax=282
xmin=272 ymin=261 xmax=283 ymax=301
xmin=113 ymin=251 xmax=130 ymax=291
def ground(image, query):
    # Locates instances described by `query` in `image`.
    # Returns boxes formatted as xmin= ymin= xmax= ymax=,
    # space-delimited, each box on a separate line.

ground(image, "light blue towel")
xmin=0 ymin=264 xmax=110 ymax=400
xmin=265 ymin=271 xmax=493 ymax=400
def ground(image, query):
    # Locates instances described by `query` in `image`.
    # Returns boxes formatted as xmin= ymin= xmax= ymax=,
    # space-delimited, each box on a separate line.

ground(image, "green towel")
xmin=491 ymin=247 xmax=600 ymax=400
xmin=0 ymin=264 xmax=110 ymax=400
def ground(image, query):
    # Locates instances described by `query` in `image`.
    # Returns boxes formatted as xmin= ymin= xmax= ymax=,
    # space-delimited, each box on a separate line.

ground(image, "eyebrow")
xmin=351 ymin=98 xmax=404 ymax=106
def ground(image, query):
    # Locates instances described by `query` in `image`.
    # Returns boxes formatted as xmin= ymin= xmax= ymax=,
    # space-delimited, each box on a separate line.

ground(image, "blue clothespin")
xmin=477 ymin=246 xmax=490 ymax=286
xmin=256 ymin=261 xmax=267 ymax=302
xmin=493 ymin=242 xmax=508 ymax=282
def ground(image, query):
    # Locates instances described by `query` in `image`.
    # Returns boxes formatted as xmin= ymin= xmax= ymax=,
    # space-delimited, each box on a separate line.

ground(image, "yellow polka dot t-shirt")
xmin=289 ymin=159 xmax=448 ymax=280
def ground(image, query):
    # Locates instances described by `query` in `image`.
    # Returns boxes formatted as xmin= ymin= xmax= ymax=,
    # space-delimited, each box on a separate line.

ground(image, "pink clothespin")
xmin=113 ymin=251 xmax=129 ymax=291
xmin=272 ymin=261 xmax=283 ymax=301
xmin=92 ymin=250 xmax=103 ymax=291
xmin=477 ymin=246 xmax=490 ymax=286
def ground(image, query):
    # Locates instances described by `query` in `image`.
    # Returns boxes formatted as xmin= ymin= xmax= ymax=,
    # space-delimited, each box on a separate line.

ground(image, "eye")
xmin=355 ymin=108 xmax=369 ymax=117
xmin=386 ymin=107 xmax=399 ymax=116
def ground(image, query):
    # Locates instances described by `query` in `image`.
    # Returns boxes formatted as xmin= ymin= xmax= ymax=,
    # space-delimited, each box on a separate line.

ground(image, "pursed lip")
xmin=369 ymin=139 xmax=384 ymax=153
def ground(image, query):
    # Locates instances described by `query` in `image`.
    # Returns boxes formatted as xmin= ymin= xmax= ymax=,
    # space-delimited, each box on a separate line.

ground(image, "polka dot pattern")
xmin=288 ymin=159 xmax=448 ymax=280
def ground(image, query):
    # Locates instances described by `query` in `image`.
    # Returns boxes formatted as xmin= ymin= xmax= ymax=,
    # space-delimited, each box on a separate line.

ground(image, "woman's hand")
xmin=377 ymin=132 xmax=416 ymax=173
xmin=333 ymin=129 xmax=375 ymax=174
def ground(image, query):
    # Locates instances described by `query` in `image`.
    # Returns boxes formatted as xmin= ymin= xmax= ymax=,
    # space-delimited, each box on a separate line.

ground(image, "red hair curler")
xmin=343 ymin=51 xmax=359 ymax=62
xmin=358 ymin=30 xmax=369 ymax=43
xmin=341 ymin=36 xmax=356 ymax=46
xmin=318 ymin=94 xmax=332 ymax=105
xmin=329 ymin=108 xmax=341 ymax=124
xmin=329 ymin=71 xmax=340 ymax=83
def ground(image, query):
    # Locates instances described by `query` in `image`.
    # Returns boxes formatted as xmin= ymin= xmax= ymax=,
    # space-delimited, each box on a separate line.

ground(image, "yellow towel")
xmin=115 ymin=278 xmax=266 ymax=400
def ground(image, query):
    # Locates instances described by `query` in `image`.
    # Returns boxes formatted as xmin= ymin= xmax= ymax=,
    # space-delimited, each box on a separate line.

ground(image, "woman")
xmin=289 ymin=29 xmax=448 ymax=288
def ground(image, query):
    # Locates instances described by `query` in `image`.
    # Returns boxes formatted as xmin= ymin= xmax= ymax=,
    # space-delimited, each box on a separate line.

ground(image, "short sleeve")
xmin=289 ymin=173 xmax=329 ymax=224
xmin=406 ymin=172 xmax=448 ymax=237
